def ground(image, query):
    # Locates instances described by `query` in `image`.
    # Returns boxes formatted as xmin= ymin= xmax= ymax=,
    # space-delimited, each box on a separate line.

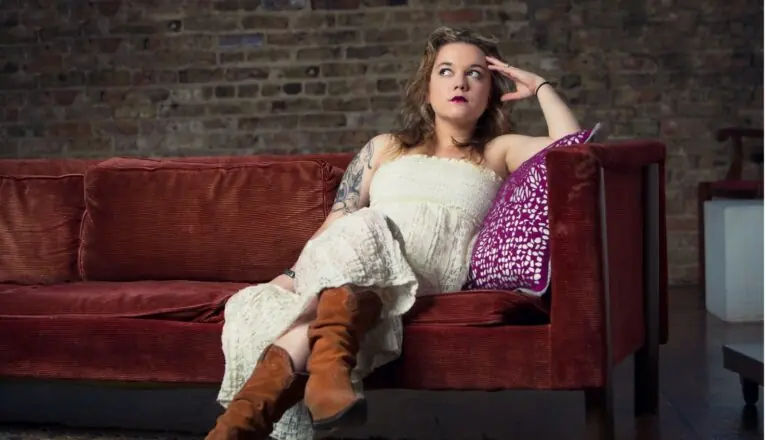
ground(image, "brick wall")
xmin=0 ymin=0 xmax=762 ymax=284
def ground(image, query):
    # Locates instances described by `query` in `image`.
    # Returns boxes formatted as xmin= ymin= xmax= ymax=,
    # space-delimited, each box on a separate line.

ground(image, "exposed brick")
xmin=169 ymin=86 xmax=213 ymax=103
xmin=363 ymin=0 xmax=407 ymax=6
xmin=321 ymin=62 xmax=367 ymax=77
xmin=304 ymin=82 xmax=327 ymax=95
xmin=94 ymin=121 xmax=140 ymax=137
xmin=24 ymin=52 xmax=63 ymax=74
xmin=312 ymin=0 xmax=361 ymax=10
xmin=215 ymin=85 xmax=236 ymax=98
xmin=88 ymin=70 xmax=132 ymax=87
xmin=246 ymin=48 xmax=292 ymax=62
xmin=322 ymin=129 xmax=378 ymax=148
xmin=219 ymin=34 xmax=264 ymax=49
xmin=146 ymin=35 xmax=218 ymax=51
xmin=0 ymin=0 xmax=761 ymax=285
xmin=67 ymin=138 xmax=114 ymax=155
xmin=276 ymin=65 xmax=320 ymax=79
xmin=290 ymin=13 xmax=335 ymax=29
xmin=239 ymin=115 xmax=299 ymax=131
xmin=241 ymin=14 xmax=290 ymax=29
xmin=322 ymin=97 xmax=369 ymax=111
xmin=179 ymin=68 xmax=226 ymax=83
xmin=157 ymin=103 xmax=206 ymax=118
xmin=363 ymin=29 xmax=410 ymax=44
xmin=241 ymin=0 xmax=263 ymax=11
xmin=2 ymin=108 xmax=18 ymax=122
xmin=237 ymin=84 xmax=261 ymax=97
xmin=0 ymin=92 xmax=26 ymax=106
xmin=282 ymin=82 xmax=302 ymax=95
xmin=296 ymin=47 xmax=342 ymax=61
xmin=48 ymin=122 xmax=92 ymax=138
xmin=439 ymin=9 xmax=482 ymax=23
xmin=39 ymin=72 xmax=86 ymax=88
xmin=203 ymin=118 xmax=237 ymax=131
xmin=224 ymin=67 xmax=270 ymax=81
xmin=185 ymin=15 xmax=239 ymax=32
xmin=132 ymin=70 xmax=178 ymax=85
xmin=95 ymin=1 xmax=121 ymax=17
xmin=214 ymin=0 xmax=240 ymax=12
xmin=334 ymin=11 xmax=388 ymax=27
xmin=261 ymin=0 xmax=307 ymax=10
xmin=270 ymin=97 xmax=321 ymax=113
xmin=369 ymin=95 xmax=399 ymax=110
xmin=328 ymin=78 xmax=376 ymax=95
xmin=376 ymin=78 xmax=399 ymax=93
xmin=346 ymin=45 xmax=389 ymax=59
xmin=260 ymin=83 xmax=282 ymax=97
xmin=299 ymin=113 xmax=346 ymax=128
xmin=140 ymin=119 xmax=205 ymax=135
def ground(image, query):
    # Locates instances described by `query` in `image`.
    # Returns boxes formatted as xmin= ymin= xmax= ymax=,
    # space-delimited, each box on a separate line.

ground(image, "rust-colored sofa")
xmin=0 ymin=140 xmax=668 ymax=439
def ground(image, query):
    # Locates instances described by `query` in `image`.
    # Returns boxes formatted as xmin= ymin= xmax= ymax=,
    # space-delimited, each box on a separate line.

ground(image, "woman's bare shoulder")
xmin=368 ymin=133 xmax=403 ymax=169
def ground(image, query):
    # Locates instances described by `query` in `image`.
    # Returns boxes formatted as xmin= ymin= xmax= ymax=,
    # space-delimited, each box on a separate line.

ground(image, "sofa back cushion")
xmin=0 ymin=161 xmax=92 ymax=284
xmin=79 ymin=157 xmax=342 ymax=283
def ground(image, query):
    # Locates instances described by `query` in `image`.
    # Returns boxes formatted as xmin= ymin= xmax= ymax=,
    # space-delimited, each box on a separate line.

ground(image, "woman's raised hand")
xmin=485 ymin=56 xmax=547 ymax=102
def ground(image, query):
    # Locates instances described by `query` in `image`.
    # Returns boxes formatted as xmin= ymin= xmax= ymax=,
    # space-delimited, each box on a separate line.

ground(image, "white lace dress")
xmin=216 ymin=155 xmax=502 ymax=440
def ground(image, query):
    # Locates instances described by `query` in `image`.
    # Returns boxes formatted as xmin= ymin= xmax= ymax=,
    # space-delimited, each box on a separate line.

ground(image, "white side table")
xmin=704 ymin=199 xmax=764 ymax=322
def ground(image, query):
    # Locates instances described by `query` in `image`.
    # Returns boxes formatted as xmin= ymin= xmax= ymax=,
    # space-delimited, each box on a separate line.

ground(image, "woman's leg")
xmin=205 ymin=286 xmax=316 ymax=440
xmin=272 ymin=296 xmax=316 ymax=372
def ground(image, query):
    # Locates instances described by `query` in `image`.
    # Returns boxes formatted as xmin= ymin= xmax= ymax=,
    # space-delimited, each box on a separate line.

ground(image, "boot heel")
xmin=312 ymin=397 xmax=368 ymax=432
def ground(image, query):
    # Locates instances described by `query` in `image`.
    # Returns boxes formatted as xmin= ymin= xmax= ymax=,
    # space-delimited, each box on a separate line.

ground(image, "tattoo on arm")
xmin=331 ymin=140 xmax=375 ymax=214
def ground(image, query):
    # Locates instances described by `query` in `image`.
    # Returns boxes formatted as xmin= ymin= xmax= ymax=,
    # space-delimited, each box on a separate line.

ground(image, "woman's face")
xmin=427 ymin=42 xmax=492 ymax=128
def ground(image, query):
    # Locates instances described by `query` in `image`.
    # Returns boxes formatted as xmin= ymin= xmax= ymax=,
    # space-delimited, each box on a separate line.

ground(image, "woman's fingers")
xmin=500 ymin=91 xmax=527 ymax=102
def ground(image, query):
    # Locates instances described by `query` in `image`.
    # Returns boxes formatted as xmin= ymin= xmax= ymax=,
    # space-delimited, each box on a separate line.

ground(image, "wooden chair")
xmin=697 ymin=127 xmax=764 ymax=296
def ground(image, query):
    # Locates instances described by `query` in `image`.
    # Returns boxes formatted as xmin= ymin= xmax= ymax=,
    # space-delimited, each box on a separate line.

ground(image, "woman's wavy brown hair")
xmin=393 ymin=27 xmax=512 ymax=157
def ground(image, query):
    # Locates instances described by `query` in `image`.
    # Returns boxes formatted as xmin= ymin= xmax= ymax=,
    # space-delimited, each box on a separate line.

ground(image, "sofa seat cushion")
xmin=0 ymin=281 xmax=248 ymax=323
xmin=366 ymin=324 xmax=557 ymax=391
xmin=0 ymin=283 xmax=18 ymax=293
xmin=0 ymin=315 xmax=224 ymax=383
xmin=404 ymin=290 xmax=549 ymax=326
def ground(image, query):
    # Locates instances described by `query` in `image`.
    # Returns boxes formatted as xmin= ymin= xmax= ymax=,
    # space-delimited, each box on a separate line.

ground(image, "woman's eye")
xmin=468 ymin=70 xmax=482 ymax=79
xmin=438 ymin=67 xmax=452 ymax=76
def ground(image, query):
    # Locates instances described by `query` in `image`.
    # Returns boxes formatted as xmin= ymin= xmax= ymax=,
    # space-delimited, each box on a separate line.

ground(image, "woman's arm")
xmin=271 ymin=134 xmax=394 ymax=290
xmin=485 ymin=57 xmax=582 ymax=173
xmin=488 ymin=86 xmax=582 ymax=172
xmin=496 ymin=84 xmax=582 ymax=172
xmin=536 ymin=83 xmax=581 ymax=140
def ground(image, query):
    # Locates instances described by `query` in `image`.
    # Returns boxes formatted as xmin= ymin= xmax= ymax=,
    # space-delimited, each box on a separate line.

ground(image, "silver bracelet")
xmin=283 ymin=269 xmax=296 ymax=279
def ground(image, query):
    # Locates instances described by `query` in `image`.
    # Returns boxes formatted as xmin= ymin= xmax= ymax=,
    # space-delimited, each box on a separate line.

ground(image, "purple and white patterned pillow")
xmin=464 ymin=123 xmax=602 ymax=295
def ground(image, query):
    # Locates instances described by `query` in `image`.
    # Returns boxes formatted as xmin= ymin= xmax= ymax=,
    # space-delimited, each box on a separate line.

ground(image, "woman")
xmin=207 ymin=26 xmax=580 ymax=440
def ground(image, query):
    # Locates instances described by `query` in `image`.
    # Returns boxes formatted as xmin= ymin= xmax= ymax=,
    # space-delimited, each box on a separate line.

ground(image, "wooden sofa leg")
xmin=634 ymin=344 xmax=659 ymax=416
xmin=585 ymin=387 xmax=615 ymax=440
xmin=636 ymin=162 xmax=661 ymax=417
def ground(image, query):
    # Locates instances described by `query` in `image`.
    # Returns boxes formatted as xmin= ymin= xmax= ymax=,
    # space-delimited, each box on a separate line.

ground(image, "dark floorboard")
xmin=0 ymin=286 xmax=761 ymax=439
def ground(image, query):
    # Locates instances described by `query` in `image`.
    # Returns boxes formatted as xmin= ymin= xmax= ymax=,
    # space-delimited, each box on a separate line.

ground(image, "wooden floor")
xmin=0 ymin=286 xmax=762 ymax=439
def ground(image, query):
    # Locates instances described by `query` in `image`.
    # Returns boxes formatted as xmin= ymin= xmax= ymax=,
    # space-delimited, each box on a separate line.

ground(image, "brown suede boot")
xmin=303 ymin=286 xmax=383 ymax=432
xmin=205 ymin=344 xmax=307 ymax=440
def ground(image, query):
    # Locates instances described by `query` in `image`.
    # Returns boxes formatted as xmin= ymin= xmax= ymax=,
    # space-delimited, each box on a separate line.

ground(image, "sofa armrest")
xmin=544 ymin=140 xmax=667 ymax=389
